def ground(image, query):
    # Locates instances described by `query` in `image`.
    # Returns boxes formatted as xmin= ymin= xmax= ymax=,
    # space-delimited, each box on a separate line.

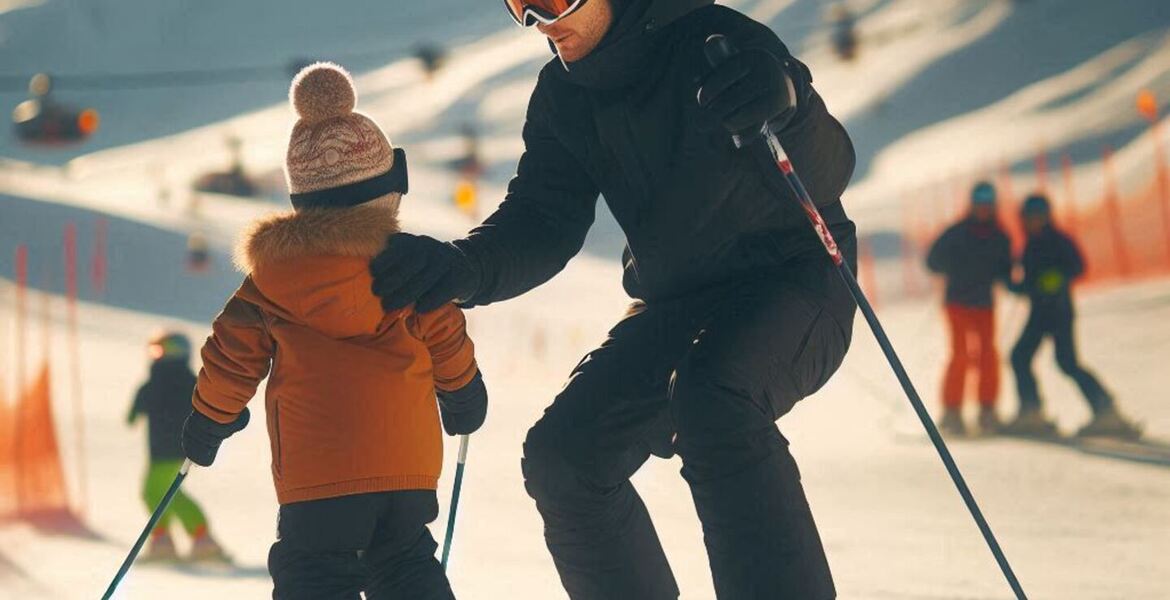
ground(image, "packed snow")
xmin=2 ymin=0 xmax=1169 ymax=598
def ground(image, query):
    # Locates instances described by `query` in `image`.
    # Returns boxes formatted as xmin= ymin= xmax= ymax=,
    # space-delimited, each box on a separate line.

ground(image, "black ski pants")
xmin=522 ymin=251 xmax=857 ymax=600
xmin=1010 ymin=303 xmax=1113 ymax=415
xmin=267 ymin=490 xmax=455 ymax=600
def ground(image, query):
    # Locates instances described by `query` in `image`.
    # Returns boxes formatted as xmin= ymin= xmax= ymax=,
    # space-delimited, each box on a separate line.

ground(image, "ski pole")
xmin=440 ymin=434 xmax=470 ymax=570
xmin=704 ymin=34 xmax=1028 ymax=600
xmin=101 ymin=459 xmax=193 ymax=600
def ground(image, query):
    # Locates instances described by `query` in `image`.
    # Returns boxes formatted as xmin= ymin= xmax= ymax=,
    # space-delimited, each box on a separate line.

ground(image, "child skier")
xmin=127 ymin=331 xmax=227 ymax=562
xmin=180 ymin=63 xmax=487 ymax=599
xmin=1005 ymin=193 xmax=1140 ymax=438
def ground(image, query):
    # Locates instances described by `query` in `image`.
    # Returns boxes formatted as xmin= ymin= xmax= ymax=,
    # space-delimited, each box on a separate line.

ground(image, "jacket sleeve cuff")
xmin=449 ymin=238 xmax=486 ymax=307
xmin=436 ymin=371 xmax=486 ymax=413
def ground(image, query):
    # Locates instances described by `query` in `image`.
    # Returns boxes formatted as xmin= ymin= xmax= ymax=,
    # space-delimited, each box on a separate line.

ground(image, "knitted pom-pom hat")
xmin=285 ymin=62 xmax=407 ymax=210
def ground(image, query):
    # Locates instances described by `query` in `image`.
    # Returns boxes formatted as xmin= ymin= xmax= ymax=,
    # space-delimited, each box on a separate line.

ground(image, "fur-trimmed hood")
xmin=232 ymin=199 xmax=401 ymax=339
xmin=234 ymin=198 xmax=400 ymax=274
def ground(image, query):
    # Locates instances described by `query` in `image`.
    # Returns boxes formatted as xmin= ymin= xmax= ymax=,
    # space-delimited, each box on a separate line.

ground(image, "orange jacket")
xmin=192 ymin=200 xmax=477 ymax=504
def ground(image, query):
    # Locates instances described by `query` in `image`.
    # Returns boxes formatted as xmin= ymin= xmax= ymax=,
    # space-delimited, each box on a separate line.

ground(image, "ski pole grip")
xmin=703 ymin=34 xmax=751 ymax=148
xmin=703 ymin=34 xmax=737 ymax=68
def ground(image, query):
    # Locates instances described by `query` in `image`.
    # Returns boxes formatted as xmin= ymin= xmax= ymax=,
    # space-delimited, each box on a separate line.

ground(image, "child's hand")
xmin=437 ymin=371 xmax=488 ymax=436
xmin=182 ymin=408 xmax=251 ymax=467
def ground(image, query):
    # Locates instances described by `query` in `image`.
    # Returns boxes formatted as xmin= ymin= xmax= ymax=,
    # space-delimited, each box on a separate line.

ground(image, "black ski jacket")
xmin=925 ymin=217 xmax=1012 ymax=308
xmin=129 ymin=359 xmax=197 ymax=461
xmin=1019 ymin=225 xmax=1084 ymax=314
xmin=455 ymin=0 xmax=856 ymax=304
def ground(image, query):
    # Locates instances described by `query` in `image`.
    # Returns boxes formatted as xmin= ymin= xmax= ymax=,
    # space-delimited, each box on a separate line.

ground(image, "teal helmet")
xmin=970 ymin=181 xmax=997 ymax=206
xmin=148 ymin=331 xmax=192 ymax=361
xmin=1021 ymin=193 xmax=1052 ymax=217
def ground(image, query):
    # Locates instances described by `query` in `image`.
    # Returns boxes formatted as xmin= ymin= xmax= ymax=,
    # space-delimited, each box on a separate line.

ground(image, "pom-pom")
xmin=289 ymin=62 xmax=356 ymax=123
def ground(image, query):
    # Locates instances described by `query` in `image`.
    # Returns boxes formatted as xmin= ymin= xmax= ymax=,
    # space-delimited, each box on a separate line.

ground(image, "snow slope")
xmin=3 ymin=0 xmax=1170 ymax=598
xmin=2 ymin=267 xmax=1169 ymax=599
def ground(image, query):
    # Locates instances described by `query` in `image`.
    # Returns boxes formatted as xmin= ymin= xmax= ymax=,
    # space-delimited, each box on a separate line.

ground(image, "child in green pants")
xmin=128 ymin=331 xmax=227 ymax=562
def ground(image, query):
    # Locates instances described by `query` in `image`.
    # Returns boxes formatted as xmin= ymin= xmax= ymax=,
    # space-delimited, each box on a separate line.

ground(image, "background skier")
xmin=1005 ymin=193 xmax=1140 ymax=439
xmin=369 ymin=1 xmax=857 ymax=597
xmin=127 ymin=331 xmax=227 ymax=562
xmin=925 ymin=181 xmax=1013 ymax=435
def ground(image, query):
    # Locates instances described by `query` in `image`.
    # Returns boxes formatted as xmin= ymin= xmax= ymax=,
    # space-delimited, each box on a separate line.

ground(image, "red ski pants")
xmin=942 ymin=304 xmax=999 ymax=409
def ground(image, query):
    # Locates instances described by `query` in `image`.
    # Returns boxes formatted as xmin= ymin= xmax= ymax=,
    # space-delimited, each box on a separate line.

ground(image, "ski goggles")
xmin=503 ymin=0 xmax=588 ymax=27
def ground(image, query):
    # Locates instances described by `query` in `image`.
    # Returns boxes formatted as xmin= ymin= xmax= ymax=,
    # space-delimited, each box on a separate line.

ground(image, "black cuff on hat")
xmin=289 ymin=147 xmax=409 ymax=210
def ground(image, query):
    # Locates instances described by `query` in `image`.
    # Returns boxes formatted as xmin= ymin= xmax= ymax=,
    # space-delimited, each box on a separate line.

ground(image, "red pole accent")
xmin=91 ymin=218 xmax=108 ymax=299
xmin=63 ymin=224 xmax=87 ymax=518
xmin=1060 ymin=153 xmax=1078 ymax=237
xmin=1103 ymin=147 xmax=1130 ymax=277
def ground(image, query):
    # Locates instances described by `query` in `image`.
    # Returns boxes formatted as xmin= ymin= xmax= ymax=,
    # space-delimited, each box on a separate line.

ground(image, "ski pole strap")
xmin=102 ymin=459 xmax=193 ymax=600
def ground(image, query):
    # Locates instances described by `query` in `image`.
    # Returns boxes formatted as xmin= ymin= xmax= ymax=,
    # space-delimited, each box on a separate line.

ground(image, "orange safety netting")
xmin=1 ymin=362 xmax=71 ymax=519
xmin=1069 ymin=175 xmax=1170 ymax=282
xmin=897 ymin=154 xmax=1170 ymax=305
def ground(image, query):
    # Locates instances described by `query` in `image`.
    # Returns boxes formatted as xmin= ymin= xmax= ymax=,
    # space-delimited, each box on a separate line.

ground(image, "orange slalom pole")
xmin=1034 ymin=146 xmax=1049 ymax=195
xmin=64 ymin=223 xmax=87 ymax=518
xmin=1060 ymin=154 xmax=1078 ymax=237
xmin=13 ymin=246 xmax=28 ymax=513
xmin=14 ymin=246 xmax=28 ymax=406
xmin=1151 ymin=120 xmax=1170 ymax=266
xmin=91 ymin=218 xmax=108 ymax=299
xmin=1103 ymin=147 xmax=1130 ymax=277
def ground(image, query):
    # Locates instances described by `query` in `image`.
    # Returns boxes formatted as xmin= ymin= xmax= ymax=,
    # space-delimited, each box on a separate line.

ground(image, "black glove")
xmin=437 ymin=371 xmax=487 ymax=436
xmin=370 ymin=233 xmax=481 ymax=313
xmin=182 ymin=408 xmax=250 ymax=467
xmin=697 ymin=47 xmax=797 ymax=139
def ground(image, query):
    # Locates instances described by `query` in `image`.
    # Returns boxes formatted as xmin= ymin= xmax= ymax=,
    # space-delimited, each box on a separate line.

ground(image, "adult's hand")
xmin=697 ymin=47 xmax=797 ymax=138
xmin=370 ymin=233 xmax=480 ymax=313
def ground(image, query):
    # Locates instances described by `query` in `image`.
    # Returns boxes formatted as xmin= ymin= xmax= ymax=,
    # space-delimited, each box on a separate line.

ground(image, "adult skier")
xmin=1005 ymin=194 xmax=1140 ymax=438
xmin=925 ymin=182 xmax=1013 ymax=435
xmin=127 ymin=331 xmax=227 ymax=562
xmin=370 ymin=1 xmax=857 ymax=598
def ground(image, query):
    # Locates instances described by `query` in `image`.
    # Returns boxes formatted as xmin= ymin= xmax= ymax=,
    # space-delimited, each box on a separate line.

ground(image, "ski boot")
xmin=977 ymin=406 xmax=1003 ymax=435
xmin=140 ymin=532 xmax=178 ymax=563
xmin=189 ymin=530 xmax=231 ymax=563
xmin=1002 ymin=409 xmax=1058 ymax=438
xmin=1076 ymin=408 xmax=1142 ymax=440
xmin=937 ymin=408 xmax=967 ymax=436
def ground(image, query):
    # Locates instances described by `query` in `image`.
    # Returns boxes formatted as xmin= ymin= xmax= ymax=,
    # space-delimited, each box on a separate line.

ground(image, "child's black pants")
xmin=268 ymin=490 xmax=455 ymax=600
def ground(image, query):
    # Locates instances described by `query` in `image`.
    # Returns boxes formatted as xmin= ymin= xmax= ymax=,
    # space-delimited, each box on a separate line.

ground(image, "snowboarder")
xmin=369 ymin=1 xmax=857 ymax=598
xmin=925 ymin=181 xmax=1013 ymax=435
xmin=1005 ymin=193 xmax=1140 ymax=438
xmin=180 ymin=63 xmax=487 ymax=599
xmin=127 ymin=331 xmax=227 ymax=562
